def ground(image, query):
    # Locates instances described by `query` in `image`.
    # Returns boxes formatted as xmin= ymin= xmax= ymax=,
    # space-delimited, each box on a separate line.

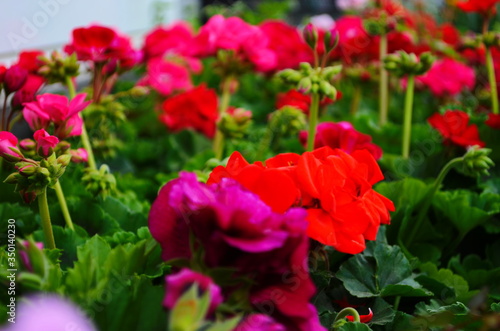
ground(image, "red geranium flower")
xmin=428 ymin=110 xmax=485 ymax=148
xmin=486 ymin=113 xmax=500 ymax=129
xmin=276 ymin=89 xmax=338 ymax=115
xmin=208 ymin=147 xmax=394 ymax=254
xmin=160 ymin=84 xmax=219 ymax=138
xmin=456 ymin=0 xmax=500 ymax=17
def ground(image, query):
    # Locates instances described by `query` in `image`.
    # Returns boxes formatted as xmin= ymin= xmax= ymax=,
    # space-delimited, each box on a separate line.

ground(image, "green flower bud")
xmin=56 ymin=154 xmax=72 ymax=167
xmin=269 ymin=106 xmax=307 ymax=136
xmin=297 ymin=77 xmax=313 ymax=93
xmin=4 ymin=172 xmax=20 ymax=184
xmin=459 ymin=146 xmax=495 ymax=177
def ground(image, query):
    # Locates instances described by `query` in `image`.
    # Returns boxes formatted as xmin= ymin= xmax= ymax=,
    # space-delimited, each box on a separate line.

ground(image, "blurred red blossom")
xmin=428 ymin=110 xmax=485 ymax=148
xmin=159 ymin=84 xmax=218 ymax=138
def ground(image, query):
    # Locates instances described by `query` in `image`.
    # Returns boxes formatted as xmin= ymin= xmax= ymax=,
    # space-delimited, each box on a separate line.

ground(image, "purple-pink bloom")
xmin=299 ymin=122 xmax=383 ymax=160
xmin=148 ymin=172 xmax=325 ymax=331
xmin=417 ymin=58 xmax=475 ymax=97
xmin=34 ymin=129 xmax=59 ymax=158
xmin=164 ymin=268 xmax=223 ymax=314
xmin=70 ymin=148 xmax=88 ymax=163
xmin=23 ymin=93 xmax=90 ymax=138
xmin=137 ymin=58 xmax=192 ymax=96
xmin=0 ymin=294 xmax=96 ymax=331
xmin=0 ymin=131 xmax=22 ymax=161
xmin=234 ymin=314 xmax=285 ymax=331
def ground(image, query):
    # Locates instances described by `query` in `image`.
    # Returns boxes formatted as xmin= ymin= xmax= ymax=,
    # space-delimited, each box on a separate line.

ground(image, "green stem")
xmin=486 ymin=47 xmax=499 ymax=115
xmin=54 ymin=181 xmax=74 ymax=230
xmin=379 ymin=33 xmax=389 ymax=126
xmin=393 ymin=296 xmax=401 ymax=311
xmin=2 ymin=93 xmax=8 ymax=131
xmin=333 ymin=307 xmax=360 ymax=324
xmin=255 ymin=126 xmax=274 ymax=161
xmin=307 ymin=93 xmax=320 ymax=151
xmin=402 ymin=75 xmax=415 ymax=159
xmin=65 ymin=76 xmax=97 ymax=170
xmin=212 ymin=79 xmax=232 ymax=159
xmin=38 ymin=188 xmax=56 ymax=249
xmin=350 ymin=84 xmax=361 ymax=116
xmin=405 ymin=157 xmax=463 ymax=248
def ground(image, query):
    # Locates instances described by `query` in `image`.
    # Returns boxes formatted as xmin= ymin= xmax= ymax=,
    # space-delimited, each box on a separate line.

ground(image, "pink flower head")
xmin=69 ymin=148 xmax=88 ymax=163
xmin=142 ymin=22 xmax=197 ymax=61
xmin=194 ymin=15 xmax=276 ymax=72
xmin=0 ymin=131 xmax=23 ymax=161
xmin=137 ymin=58 xmax=192 ymax=96
xmin=23 ymin=93 xmax=90 ymax=138
xmin=0 ymin=294 xmax=96 ymax=331
xmin=34 ymin=129 xmax=59 ymax=158
xmin=299 ymin=122 xmax=383 ymax=159
xmin=11 ymin=74 xmax=45 ymax=110
xmin=164 ymin=268 xmax=223 ymax=314
xmin=4 ymin=65 xmax=28 ymax=94
xmin=417 ymin=58 xmax=475 ymax=97
xmin=337 ymin=0 xmax=369 ymax=11
xmin=235 ymin=314 xmax=285 ymax=331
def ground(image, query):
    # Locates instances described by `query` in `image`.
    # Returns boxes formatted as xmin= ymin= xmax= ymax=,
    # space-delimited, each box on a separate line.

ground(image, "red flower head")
xmin=486 ymin=113 xmax=500 ymax=129
xmin=208 ymin=147 xmax=395 ymax=254
xmin=428 ymin=110 xmax=485 ymax=148
xmin=33 ymin=129 xmax=59 ymax=158
xmin=276 ymin=89 xmax=337 ymax=115
xmin=137 ymin=58 xmax=192 ymax=96
xmin=4 ymin=65 xmax=28 ymax=94
xmin=259 ymin=21 xmax=313 ymax=70
xmin=160 ymin=84 xmax=219 ymax=138
xmin=17 ymin=50 xmax=45 ymax=73
xmin=142 ymin=22 xmax=197 ymax=61
xmin=65 ymin=25 xmax=140 ymax=69
xmin=299 ymin=122 xmax=383 ymax=160
xmin=456 ymin=0 xmax=500 ymax=17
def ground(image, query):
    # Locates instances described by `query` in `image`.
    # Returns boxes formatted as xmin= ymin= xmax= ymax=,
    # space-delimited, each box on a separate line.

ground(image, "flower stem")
xmin=402 ymin=75 xmax=415 ymax=159
xmin=54 ymin=181 xmax=74 ymax=230
xmin=334 ymin=307 xmax=360 ymax=324
xmin=213 ymin=78 xmax=232 ymax=159
xmin=405 ymin=157 xmax=463 ymax=248
xmin=379 ymin=33 xmax=389 ymax=126
xmin=2 ymin=92 xmax=8 ymax=131
xmin=486 ymin=46 xmax=499 ymax=115
xmin=350 ymin=84 xmax=361 ymax=116
xmin=38 ymin=188 xmax=56 ymax=249
xmin=256 ymin=126 xmax=274 ymax=161
xmin=65 ymin=76 xmax=97 ymax=170
xmin=307 ymin=93 xmax=320 ymax=151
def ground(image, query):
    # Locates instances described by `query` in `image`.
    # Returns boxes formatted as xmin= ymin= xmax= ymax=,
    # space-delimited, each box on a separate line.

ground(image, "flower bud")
xmin=303 ymin=23 xmax=319 ymax=50
xmin=4 ymin=172 xmax=20 ymax=184
xmin=297 ymin=77 xmax=313 ymax=93
xmin=19 ymin=189 xmax=37 ymax=204
xmin=16 ymin=162 xmax=37 ymax=176
xmin=324 ymin=31 xmax=340 ymax=54
xmin=19 ymin=138 xmax=36 ymax=151
xmin=459 ymin=146 xmax=495 ymax=177
xmin=56 ymin=154 xmax=72 ymax=167
xmin=0 ymin=131 xmax=23 ymax=162
xmin=277 ymin=69 xmax=302 ymax=84
xmin=269 ymin=106 xmax=307 ymax=136
xmin=4 ymin=65 xmax=28 ymax=94
xmin=482 ymin=32 xmax=500 ymax=48
xmin=34 ymin=129 xmax=59 ymax=158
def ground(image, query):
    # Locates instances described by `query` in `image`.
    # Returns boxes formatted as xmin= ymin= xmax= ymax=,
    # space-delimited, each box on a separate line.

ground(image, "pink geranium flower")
xmin=23 ymin=93 xmax=90 ymax=138
xmin=0 ymin=131 xmax=22 ymax=161
xmin=33 ymin=129 xmax=59 ymax=158
xmin=70 ymin=148 xmax=88 ymax=163
xmin=137 ymin=58 xmax=192 ymax=96
xmin=142 ymin=22 xmax=197 ymax=61
xmin=417 ymin=58 xmax=475 ymax=97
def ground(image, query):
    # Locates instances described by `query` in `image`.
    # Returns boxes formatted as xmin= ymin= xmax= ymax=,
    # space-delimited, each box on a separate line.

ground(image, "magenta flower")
xmin=137 ymin=58 xmax=192 ymax=96
xmin=417 ymin=58 xmax=475 ymax=97
xmin=299 ymin=122 xmax=383 ymax=160
xmin=148 ymin=172 xmax=325 ymax=331
xmin=0 ymin=131 xmax=22 ymax=161
xmin=142 ymin=22 xmax=198 ymax=61
xmin=0 ymin=294 xmax=96 ymax=331
xmin=234 ymin=314 xmax=285 ymax=331
xmin=164 ymin=268 xmax=223 ymax=314
xmin=11 ymin=75 xmax=45 ymax=110
xmin=23 ymin=93 xmax=90 ymax=138
xmin=34 ymin=129 xmax=59 ymax=158
xmin=4 ymin=65 xmax=28 ymax=94
xmin=193 ymin=15 xmax=276 ymax=72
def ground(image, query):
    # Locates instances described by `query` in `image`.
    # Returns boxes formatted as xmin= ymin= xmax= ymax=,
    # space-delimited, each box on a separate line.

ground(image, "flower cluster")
xmin=208 ymin=147 xmax=394 ymax=254
xmin=149 ymin=172 xmax=325 ymax=330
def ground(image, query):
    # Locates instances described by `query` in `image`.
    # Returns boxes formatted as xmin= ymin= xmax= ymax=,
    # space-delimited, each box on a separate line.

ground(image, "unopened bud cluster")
xmin=38 ymin=52 xmax=80 ymax=84
xmin=482 ymin=32 xmax=500 ymax=48
xmin=82 ymin=164 xmax=117 ymax=198
xmin=459 ymin=146 xmax=495 ymax=177
xmin=269 ymin=106 xmax=307 ymax=136
xmin=277 ymin=62 xmax=342 ymax=100
xmin=218 ymin=107 xmax=252 ymax=139
xmin=384 ymin=51 xmax=435 ymax=77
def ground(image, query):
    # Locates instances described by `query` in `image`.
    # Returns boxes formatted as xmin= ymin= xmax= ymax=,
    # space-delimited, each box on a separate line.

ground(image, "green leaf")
xmin=337 ymin=242 xmax=432 ymax=298
xmin=491 ymin=303 xmax=500 ymax=312
xmin=370 ymin=298 xmax=395 ymax=326
xmin=433 ymin=190 xmax=500 ymax=235
xmin=416 ymin=262 xmax=471 ymax=303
